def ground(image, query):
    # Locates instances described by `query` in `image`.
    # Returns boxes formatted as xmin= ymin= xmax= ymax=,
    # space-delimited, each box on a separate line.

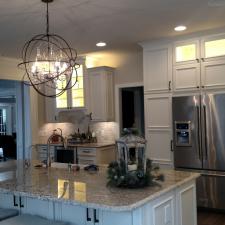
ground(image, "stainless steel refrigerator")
xmin=172 ymin=94 xmax=225 ymax=210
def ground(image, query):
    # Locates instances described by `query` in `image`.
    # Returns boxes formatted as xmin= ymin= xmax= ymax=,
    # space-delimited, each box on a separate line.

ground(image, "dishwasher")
xmin=55 ymin=146 xmax=76 ymax=164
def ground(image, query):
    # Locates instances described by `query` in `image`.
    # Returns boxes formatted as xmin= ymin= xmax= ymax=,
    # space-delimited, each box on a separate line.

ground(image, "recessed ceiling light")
xmin=96 ymin=42 xmax=106 ymax=47
xmin=174 ymin=26 xmax=187 ymax=32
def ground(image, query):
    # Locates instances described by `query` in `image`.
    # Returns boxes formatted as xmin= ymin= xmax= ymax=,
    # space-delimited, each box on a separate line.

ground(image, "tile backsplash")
xmin=38 ymin=121 xmax=118 ymax=144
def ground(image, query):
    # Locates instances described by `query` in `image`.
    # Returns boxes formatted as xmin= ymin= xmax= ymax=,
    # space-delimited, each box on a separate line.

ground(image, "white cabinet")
xmin=77 ymin=146 xmax=115 ymax=165
xmin=0 ymin=193 xmax=54 ymax=219
xmin=36 ymin=144 xmax=55 ymax=162
xmin=173 ymin=34 xmax=225 ymax=92
xmin=87 ymin=66 xmax=115 ymax=122
xmin=151 ymin=193 xmax=175 ymax=225
xmin=143 ymin=45 xmax=172 ymax=93
xmin=173 ymin=63 xmax=200 ymax=92
xmin=144 ymin=94 xmax=173 ymax=167
xmin=45 ymin=59 xmax=88 ymax=123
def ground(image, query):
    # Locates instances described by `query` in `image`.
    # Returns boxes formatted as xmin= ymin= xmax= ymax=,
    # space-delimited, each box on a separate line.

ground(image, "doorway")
xmin=0 ymin=80 xmax=31 ymax=161
xmin=119 ymin=86 xmax=144 ymax=136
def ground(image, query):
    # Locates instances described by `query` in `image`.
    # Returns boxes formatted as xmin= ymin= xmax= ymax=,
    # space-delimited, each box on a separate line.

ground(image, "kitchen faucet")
xmin=46 ymin=133 xmax=64 ymax=167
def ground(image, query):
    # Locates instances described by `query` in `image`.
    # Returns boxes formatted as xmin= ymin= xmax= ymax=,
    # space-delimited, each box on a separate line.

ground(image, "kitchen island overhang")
xmin=0 ymin=161 xmax=200 ymax=225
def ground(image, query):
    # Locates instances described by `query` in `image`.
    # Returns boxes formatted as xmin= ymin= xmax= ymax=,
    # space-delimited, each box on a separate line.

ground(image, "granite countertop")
xmin=37 ymin=143 xmax=115 ymax=148
xmin=0 ymin=160 xmax=200 ymax=211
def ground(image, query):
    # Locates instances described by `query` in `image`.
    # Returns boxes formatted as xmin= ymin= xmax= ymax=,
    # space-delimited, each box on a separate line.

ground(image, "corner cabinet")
xmin=87 ymin=66 xmax=115 ymax=122
xmin=45 ymin=58 xmax=88 ymax=123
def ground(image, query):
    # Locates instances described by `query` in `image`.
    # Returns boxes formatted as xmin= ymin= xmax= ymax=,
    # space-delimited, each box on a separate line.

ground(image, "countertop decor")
xmin=109 ymin=131 xmax=163 ymax=188
xmin=107 ymin=159 xmax=164 ymax=188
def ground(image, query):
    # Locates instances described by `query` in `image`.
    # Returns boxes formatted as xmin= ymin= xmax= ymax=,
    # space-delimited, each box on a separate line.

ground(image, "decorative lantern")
xmin=107 ymin=129 xmax=164 ymax=188
xmin=116 ymin=132 xmax=146 ymax=173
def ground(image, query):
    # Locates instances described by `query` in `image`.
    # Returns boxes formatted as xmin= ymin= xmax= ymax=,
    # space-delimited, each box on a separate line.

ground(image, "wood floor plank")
xmin=198 ymin=211 xmax=225 ymax=225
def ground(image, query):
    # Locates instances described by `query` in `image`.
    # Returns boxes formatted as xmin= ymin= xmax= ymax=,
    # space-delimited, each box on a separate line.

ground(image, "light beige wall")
xmin=86 ymin=47 xmax=143 ymax=85
xmin=0 ymin=56 xmax=39 ymax=144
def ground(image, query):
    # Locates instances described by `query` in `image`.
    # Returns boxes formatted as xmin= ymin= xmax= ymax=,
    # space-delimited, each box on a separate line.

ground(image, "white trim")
xmin=177 ymin=183 xmax=197 ymax=225
xmin=115 ymin=82 xmax=143 ymax=138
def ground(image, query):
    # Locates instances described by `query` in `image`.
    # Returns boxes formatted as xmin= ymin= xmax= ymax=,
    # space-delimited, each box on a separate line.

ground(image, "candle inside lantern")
xmin=128 ymin=164 xmax=137 ymax=171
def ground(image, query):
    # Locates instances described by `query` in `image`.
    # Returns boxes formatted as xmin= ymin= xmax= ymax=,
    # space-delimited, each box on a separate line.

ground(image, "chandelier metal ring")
xmin=18 ymin=0 xmax=79 ymax=98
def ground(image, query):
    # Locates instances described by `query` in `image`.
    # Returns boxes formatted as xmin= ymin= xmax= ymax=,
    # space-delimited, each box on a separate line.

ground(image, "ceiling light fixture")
xmin=18 ymin=0 xmax=79 ymax=98
xmin=96 ymin=42 xmax=107 ymax=47
xmin=174 ymin=25 xmax=187 ymax=32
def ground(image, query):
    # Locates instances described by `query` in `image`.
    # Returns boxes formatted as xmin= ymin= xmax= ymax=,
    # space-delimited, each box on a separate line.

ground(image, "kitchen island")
xmin=0 ymin=160 xmax=199 ymax=225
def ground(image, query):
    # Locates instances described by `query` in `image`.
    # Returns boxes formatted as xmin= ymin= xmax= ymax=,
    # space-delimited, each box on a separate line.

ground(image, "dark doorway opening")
xmin=120 ymin=86 xmax=144 ymax=136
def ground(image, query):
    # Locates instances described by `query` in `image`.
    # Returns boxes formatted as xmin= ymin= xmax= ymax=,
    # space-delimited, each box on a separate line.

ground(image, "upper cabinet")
xmin=87 ymin=66 xmax=115 ymax=122
xmin=173 ymin=34 xmax=225 ymax=92
xmin=45 ymin=58 xmax=88 ymax=122
xmin=143 ymin=44 xmax=172 ymax=94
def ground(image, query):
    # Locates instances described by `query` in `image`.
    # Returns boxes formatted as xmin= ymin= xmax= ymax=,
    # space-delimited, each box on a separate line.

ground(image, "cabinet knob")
xmin=197 ymin=86 xmax=200 ymax=88
xmin=201 ymin=58 xmax=205 ymax=62
xmin=196 ymin=59 xmax=200 ymax=63
xmin=202 ymin=85 xmax=205 ymax=88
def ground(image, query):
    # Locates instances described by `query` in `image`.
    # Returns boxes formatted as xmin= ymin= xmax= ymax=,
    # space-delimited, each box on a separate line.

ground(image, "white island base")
xmin=0 ymin=161 xmax=199 ymax=225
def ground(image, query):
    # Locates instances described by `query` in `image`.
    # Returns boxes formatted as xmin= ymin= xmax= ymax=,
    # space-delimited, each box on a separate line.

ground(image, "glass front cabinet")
xmin=45 ymin=58 xmax=88 ymax=122
xmin=173 ymin=34 xmax=225 ymax=92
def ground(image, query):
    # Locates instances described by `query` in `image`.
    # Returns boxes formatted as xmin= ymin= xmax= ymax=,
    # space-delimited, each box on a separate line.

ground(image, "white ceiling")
xmin=0 ymin=0 xmax=225 ymax=58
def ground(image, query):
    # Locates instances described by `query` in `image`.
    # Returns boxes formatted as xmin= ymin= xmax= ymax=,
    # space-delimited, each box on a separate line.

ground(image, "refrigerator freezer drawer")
xmin=197 ymin=174 xmax=225 ymax=210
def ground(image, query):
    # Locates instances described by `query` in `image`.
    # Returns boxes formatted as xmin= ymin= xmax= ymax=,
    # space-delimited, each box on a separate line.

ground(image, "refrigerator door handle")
xmin=203 ymin=105 xmax=208 ymax=159
xmin=196 ymin=106 xmax=201 ymax=159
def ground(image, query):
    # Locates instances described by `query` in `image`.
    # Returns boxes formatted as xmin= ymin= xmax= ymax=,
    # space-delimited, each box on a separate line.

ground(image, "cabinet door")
xmin=174 ymin=40 xmax=200 ymax=65
xmin=101 ymin=210 xmax=132 ymax=225
xmin=144 ymin=94 xmax=173 ymax=167
xmin=201 ymin=34 xmax=225 ymax=62
xmin=88 ymin=72 xmax=106 ymax=121
xmin=143 ymin=46 xmax=172 ymax=93
xmin=201 ymin=59 xmax=225 ymax=90
xmin=152 ymin=194 xmax=175 ymax=225
xmin=59 ymin=203 xmax=87 ymax=225
xmin=176 ymin=181 xmax=197 ymax=225
xmin=45 ymin=89 xmax=58 ymax=123
xmin=0 ymin=193 xmax=15 ymax=209
xmin=22 ymin=197 xmax=54 ymax=220
xmin=173 ymin=63 xmax=200 ymax=92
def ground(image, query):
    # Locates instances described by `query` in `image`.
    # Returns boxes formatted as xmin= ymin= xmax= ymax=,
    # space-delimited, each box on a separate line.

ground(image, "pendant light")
xmin=18 ymin=0 xmax=79 ymax=98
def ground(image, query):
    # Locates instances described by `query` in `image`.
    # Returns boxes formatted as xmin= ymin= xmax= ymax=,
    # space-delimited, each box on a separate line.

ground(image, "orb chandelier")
xmin=18 ymin=0 xmax=79 ymax=98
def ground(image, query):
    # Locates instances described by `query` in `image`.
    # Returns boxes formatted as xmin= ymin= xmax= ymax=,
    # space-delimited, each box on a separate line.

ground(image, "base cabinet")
xmin=0 ymin=180 xmax=197 ymax=225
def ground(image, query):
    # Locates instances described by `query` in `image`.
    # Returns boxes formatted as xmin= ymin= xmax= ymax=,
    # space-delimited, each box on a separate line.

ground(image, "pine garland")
xmin=107 ymin=159 xmax=164 ymax=188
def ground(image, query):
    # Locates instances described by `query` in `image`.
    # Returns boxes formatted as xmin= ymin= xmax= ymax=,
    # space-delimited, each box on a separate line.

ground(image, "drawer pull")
xmin=83 ymin=150 xmax=91 ymax=153
xmin=94 ymin=209 xmax=99 ymax=223
xmin=86 ymin=208 xmax=91 ymax=221
xmin=13 ymin=195 xmax=18 ymax=207
xmin=19 ymin=197 xmax=24 ymax=208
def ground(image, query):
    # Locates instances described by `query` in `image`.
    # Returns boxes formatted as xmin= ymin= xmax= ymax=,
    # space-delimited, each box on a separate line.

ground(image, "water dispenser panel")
xmin=175 ymin=121 xmax=191 ymax=146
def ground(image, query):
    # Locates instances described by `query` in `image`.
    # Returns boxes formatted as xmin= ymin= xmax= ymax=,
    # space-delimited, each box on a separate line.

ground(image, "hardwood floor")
xmin=198 ymin=210 xmax=225 ymax=225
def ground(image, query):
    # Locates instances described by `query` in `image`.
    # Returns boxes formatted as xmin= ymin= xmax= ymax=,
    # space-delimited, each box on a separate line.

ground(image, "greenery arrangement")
xmin=107 ymin=159 xmax=164 ymax=188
